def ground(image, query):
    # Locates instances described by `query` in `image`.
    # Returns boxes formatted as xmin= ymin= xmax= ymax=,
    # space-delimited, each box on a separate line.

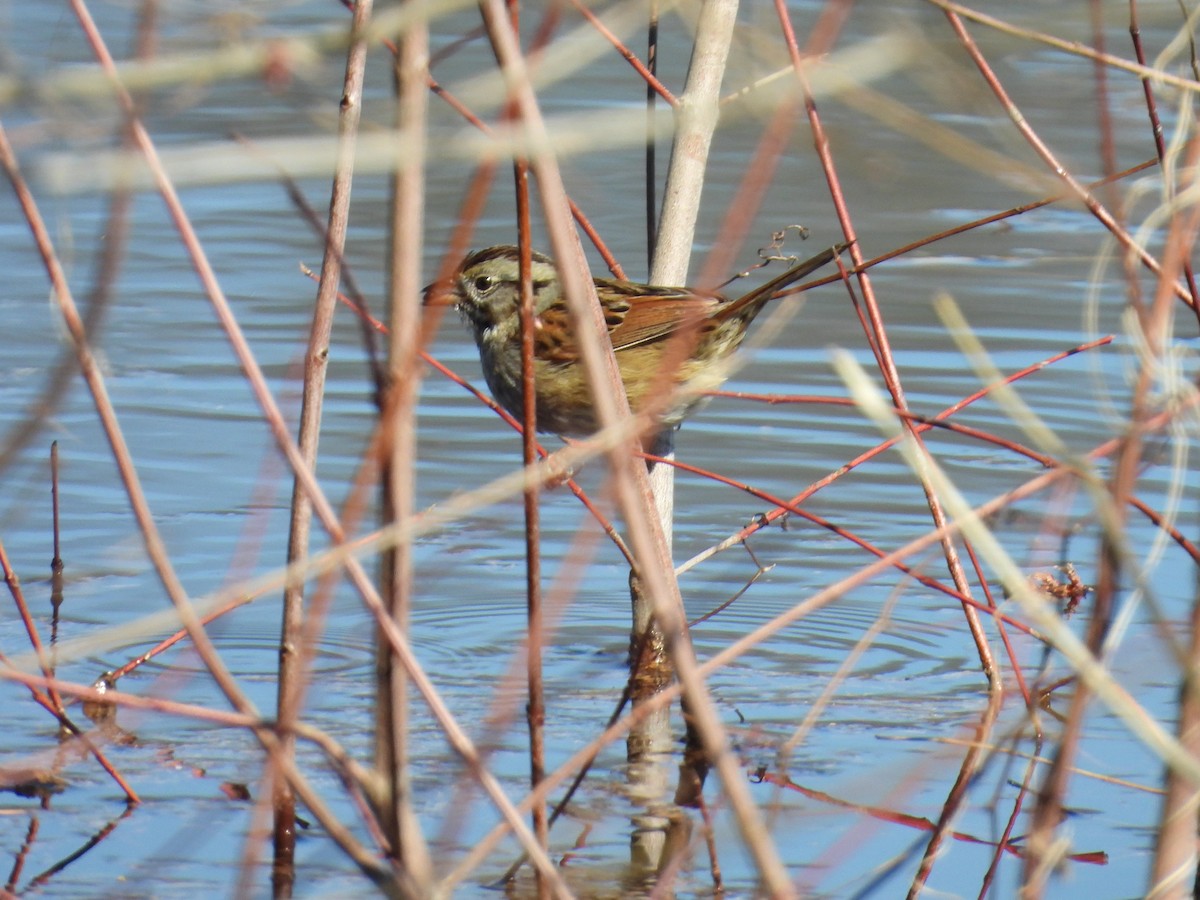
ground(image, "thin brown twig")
xmin=375 ymin=4 xmax=434 ymax=882
xmin=778 ymin=0 xmax=997 ymax=693
xmin=650 ymin=452 xmax=1038 ymax=638
xmin=478 ymin=0 xmax=804 ymax=893
xmin=931 ymin=0 xmax=1200 ymax=96
xmin=681 ymin=334 xmax=1114 ymax=576
xmin=909 ymin=692 xmax=1003 ymax=896
xmin=274 ymin=0 xmax=378 ymax=884
xmin=934 ymin=6 xmax=1200 ymax=886
xmin=565 ymin=0 xmax=678 ymax=107
xmin=1127 ymin=1 xmax=1200 ymax=328
xmin=445 ymin=399 xmax=1192 ymax=888
xmin=506 ymin=2 xmax=552 ymax=875
xmin=937 ymin=2 xmax=1196 ymax=312
xmin=58 ymin=4 xmax=565 ymax=889
xmin=0 ymin=537 xmax=138 ymax=804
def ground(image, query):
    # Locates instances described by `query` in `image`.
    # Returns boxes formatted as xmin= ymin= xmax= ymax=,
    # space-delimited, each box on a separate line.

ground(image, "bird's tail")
xmin=718 ymin=240 xmax=851 ymax=321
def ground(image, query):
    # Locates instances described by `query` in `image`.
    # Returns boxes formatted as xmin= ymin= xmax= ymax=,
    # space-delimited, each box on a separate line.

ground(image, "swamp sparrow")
xmin=426 ymin=243 xmax=845 ymax=436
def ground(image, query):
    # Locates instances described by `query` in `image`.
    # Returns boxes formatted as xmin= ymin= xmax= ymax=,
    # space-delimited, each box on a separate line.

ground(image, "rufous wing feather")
xmin=603 ymin=282 xmax=723 ymax=351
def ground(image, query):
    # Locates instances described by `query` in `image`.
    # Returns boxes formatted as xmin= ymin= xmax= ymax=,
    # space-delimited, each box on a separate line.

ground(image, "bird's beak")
xmin=422 ymin=278 xmax=456 ymax=308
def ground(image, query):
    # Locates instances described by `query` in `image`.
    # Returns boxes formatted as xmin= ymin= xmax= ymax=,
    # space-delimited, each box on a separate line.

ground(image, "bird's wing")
xmin=531 ymin=281 xmax=721 ymax=362
xmin=601 ymin=281 xmax=721 ymax=352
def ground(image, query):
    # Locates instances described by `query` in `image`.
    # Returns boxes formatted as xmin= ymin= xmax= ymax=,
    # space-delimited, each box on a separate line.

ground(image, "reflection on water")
xmin=0 ymin=2 xmax=1195 ymax=897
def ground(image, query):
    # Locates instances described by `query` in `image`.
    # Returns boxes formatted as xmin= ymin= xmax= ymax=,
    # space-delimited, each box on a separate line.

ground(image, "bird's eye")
xmin=472 ymin=275 xmax=494 ymax=293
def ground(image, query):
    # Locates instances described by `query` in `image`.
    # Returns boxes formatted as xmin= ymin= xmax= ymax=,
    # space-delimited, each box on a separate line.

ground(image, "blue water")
xmin=0 ymin=2 xmax=1196 ymax=897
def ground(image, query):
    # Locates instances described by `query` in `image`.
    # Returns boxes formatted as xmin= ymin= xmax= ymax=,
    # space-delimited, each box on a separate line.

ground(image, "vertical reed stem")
xmin=274 ymin=1 xmax=374 ymax=890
